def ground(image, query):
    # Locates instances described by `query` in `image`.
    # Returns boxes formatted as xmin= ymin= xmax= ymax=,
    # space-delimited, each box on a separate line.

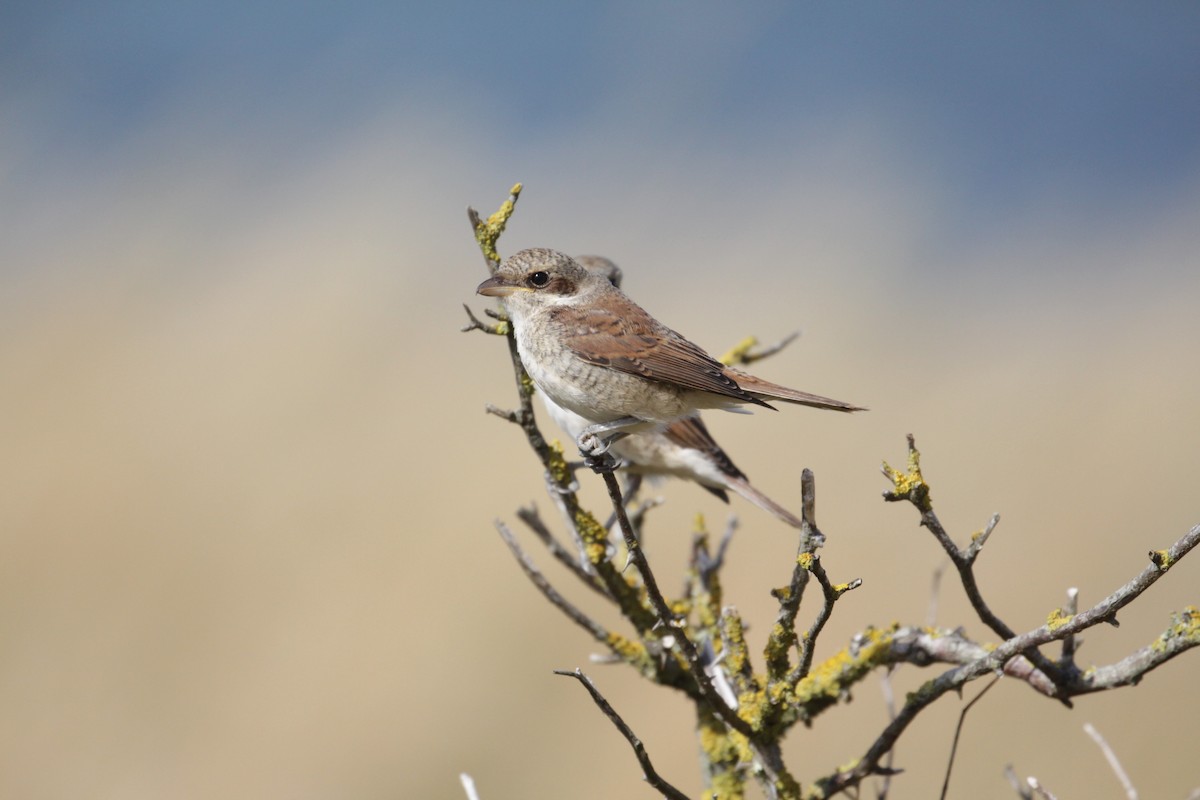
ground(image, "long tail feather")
xmin=725 ymin=476 xmax=804 ymax=529
xmin=724 ymin=368 xmax=866 ymax=412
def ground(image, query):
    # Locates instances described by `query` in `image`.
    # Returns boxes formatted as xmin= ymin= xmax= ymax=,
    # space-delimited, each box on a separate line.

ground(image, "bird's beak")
xmin=476 ymin=275 xmax=527 ymax=297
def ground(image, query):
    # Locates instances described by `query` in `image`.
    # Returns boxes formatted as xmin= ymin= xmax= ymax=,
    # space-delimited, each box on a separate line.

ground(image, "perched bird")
xmin=476 ymin=248 xmax=863 ymax=458
xmin=537 ymin=254 xmax=803 ymax=526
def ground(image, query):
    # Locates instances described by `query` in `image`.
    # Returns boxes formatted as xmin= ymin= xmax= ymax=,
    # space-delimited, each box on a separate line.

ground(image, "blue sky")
xmin=7 ymin=4 xmax=1199 ymax=221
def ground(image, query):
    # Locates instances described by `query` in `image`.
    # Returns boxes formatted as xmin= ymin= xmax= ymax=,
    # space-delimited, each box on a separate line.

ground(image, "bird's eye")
xmin=528 ymin=271 xmax=550 ymax=287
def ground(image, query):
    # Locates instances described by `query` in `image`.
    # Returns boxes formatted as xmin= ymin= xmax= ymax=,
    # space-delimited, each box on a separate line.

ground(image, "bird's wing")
xmin=661 ymin=416 xmax=747 ymax=481
xmin=553 ymin=296 xmax=772 ymax=408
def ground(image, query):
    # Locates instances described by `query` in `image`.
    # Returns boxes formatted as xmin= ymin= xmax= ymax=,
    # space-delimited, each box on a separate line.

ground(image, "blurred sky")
xmin=3 ymin=4 xmax=1200 ymax=800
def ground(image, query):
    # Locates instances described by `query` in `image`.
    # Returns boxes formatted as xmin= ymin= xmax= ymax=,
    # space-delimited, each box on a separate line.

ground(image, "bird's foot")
xmin=583 ymin=451 xmax=622 ymax=474
xmin=576 ymin=417 xmax=640 ymax=458
xmin=578 ymin=431 xmax=612 ymax=457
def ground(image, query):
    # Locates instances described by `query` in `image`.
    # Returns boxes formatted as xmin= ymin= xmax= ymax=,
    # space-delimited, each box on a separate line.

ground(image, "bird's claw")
xmin=578 ymin=432 xmax=611 ymax=457
xmin=584 ymin=452 xmax=621 ymax=474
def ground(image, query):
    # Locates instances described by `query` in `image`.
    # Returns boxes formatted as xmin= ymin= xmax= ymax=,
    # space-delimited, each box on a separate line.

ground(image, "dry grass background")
xmin=3 ymin=9 xmax=1200 ymax=798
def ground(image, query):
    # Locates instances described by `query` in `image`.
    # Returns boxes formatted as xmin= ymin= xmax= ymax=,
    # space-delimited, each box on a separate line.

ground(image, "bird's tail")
xmin=725 ymin=368 xmax=866 ymax=412
xmin=725 ymin=476 xmax=804 ymax=529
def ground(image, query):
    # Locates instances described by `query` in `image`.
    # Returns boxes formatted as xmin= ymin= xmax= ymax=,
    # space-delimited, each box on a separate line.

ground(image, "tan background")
xmin=4 ymin=7 xmax=1200 ymax=799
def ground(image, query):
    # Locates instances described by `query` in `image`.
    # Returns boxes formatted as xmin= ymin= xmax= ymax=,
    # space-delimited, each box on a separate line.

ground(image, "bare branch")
xmin=484 ymin=403 xmax=519 ymax=423
xmin=598 ymin=468 xmax=757 ymax=738
xmin=461 ymin=303 xmax=508 ymax=335
xmin=1027 ymin=775 xmax=1059 ymax=800
xmin=555 ymin=668 xmax=692 ymax=800
xmin=1059 ymin=587 xmax=1079 ymax=666
xmin=877 ymin=669 xmax=898 ymax=800
xmin=718 ymin=331 xmax=800 ymax=367
xmin=765 ymin=469 xmax=822 ymax=680
xmin=1083 ymin=723 xmax=1138 ymax=800
xmin=495 ymin=521 xmax=612 ymax=645
xmin=1004 ymin=765 xmax=1034 ymax=800
xmin=940 ymin=676 xmax=1000 ymax=800
xmin=789 ymin=553 xmax=861 ymax=685
xmin=883 ymin=434 xmax=1068 ymax=694
xmin=806 ymin=523 xmax=1200 ymax=797
xmin=515 ymin=505 xmax=609 ymax=599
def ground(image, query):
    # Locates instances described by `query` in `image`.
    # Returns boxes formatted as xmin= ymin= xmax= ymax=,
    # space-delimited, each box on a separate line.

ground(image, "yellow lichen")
xmin=722 ymin=614 xmax=749 ymax=676
xmin=737 ymin=688 xmax=767 ymax=730
xmin=605 ymin=633 xmax=654 ymax=674
xmin=718 ymin=336 xmax=758 ymax=366
xmin=1151 ymin=549 xmax=1174 ymax=570
xmin=518 ymin=369 xmax=536 ymax=398
xmin=698 ymin=711 xmax=749 ymax=800
xmin=1046 ymin=607 xmax=1074 ymax=631
xmin=573 ymin=509 xmax=609 ymax=565
xmin=1152 ymin=606 xmax=1200 ymax=652
xmin=474 ymin=183 xmax=523 ymax=265
xmin=545 ymin=440 xmax=571 ymax=487
xmin=793 ymin=625 xmax=896 ymax=705
xmin=881 ymin=440 xmax=932 ymax=511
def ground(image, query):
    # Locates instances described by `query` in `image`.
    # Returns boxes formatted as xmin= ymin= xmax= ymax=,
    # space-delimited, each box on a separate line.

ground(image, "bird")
xmin=532 ymin=254 xmax=805 ymax=526
xmin=476 ymin=248 xmax=864 ymax=459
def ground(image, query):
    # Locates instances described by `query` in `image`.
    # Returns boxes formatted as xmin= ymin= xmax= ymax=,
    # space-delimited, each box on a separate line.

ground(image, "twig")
xmin=806 ymin=523 xmax=1200 ymax=798
xmin=459 ymin=773 xmax=481 ymax=800
xmin=1004 ymin=765 xmax=1034 ymax=800
xmin=468 ymin=183 xmax=522 ymax=268
xmin=599 ymin=469 xmax=756 ymax=738
xmin=939 ymin=676 xmax=1000 ymax=800
xmin=765 ymin=469 xmax=821 ymax=680
xmin=555 ymin=668 xmax=692 ymax=800
xmin=695 ymin=515 xmax=737 ymax=591
xmin=461 ymin=303 xmax=507 ymax=335
xmin=883 ymin=434 xmax=1068 ymax=694
xmin=515 ymin=505 xmax=609 ymax=598
xmin=790 ymin=554 xmax=861 ymax=684
xmin=495 ymin=521 xmax=613 ymax=645
xmin=718 ymin=331 xmax=800 ymax=367
xmin=1027 ymin=776 xmax=1059 ymax=800
xmin=627 ymin=495 xmax=664 ymax=535
xmin=877 ymin=669 xmax=898 ymax=800
xmin=1060 ymin=587 xmax=1079 ymax=666
xmin=1083 ymin=723 xmax=1139 ymax=799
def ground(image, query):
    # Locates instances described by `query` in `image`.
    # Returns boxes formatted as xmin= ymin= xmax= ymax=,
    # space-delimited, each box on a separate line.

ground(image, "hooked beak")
xmin=476 ymin=274 xmax=527 ymax=297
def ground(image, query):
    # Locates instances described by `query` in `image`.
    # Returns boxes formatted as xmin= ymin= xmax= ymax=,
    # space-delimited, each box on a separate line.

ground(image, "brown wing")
xmin=552 ymin=293 xmax=772 ymax=408
xmin=661 ymin=416 xmax=746 ymax=481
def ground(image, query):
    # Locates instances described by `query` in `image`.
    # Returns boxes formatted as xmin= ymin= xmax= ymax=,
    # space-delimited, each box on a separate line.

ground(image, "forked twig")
xmin=555 ymin=668 xmax=692 ymax=800
xmin=598 ymin=469 xmax=756 ymax=739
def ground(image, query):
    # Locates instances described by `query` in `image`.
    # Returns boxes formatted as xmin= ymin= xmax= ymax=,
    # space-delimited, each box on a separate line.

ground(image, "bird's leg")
xmin=577 ymin=416 xmax=642 ymax=474
xmin=576 ymin=416 xmax=642 ymax=457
